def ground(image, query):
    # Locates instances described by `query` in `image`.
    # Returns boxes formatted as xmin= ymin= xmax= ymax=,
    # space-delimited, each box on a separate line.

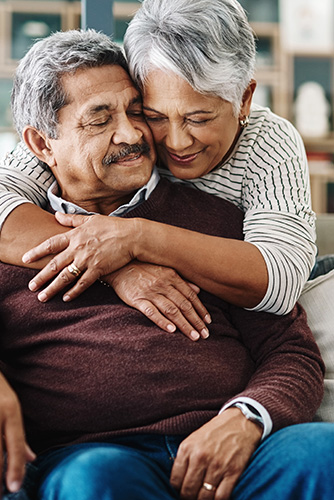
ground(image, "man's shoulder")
xmin=158 ymin=177 xmax=243 ymax=214
xmin=143 ymin=178 xmax=244 ymax=240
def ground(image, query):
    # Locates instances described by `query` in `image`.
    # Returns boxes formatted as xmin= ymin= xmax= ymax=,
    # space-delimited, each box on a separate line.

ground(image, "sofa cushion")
xmin=299 ymin=269 xmax=334 ymax=422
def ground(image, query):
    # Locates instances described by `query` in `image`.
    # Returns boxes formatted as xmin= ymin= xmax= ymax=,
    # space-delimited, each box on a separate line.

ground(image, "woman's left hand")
xmin=22 ymin=212 xmax=138 ymax=301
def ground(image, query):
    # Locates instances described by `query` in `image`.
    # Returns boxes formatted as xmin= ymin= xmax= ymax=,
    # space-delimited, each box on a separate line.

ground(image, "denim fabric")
xmin=233 ymin=423 xmax=334 ymax=500
xmin=5 ymin=424 xmax=334 ymax=500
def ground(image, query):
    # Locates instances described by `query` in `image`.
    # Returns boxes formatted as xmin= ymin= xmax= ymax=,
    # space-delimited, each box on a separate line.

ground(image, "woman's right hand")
xmin=105 ymin=261 xmax=212 ymax=341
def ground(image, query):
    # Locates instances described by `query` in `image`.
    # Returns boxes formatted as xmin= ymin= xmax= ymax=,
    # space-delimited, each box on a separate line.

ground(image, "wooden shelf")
xmin=304 ymin=135 xmax=334 ymax=154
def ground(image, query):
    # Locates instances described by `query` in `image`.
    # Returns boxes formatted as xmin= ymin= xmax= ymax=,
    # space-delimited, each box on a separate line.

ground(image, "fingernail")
xmin=22 ymin=253 xmax=30 ymax=264
xmin=167 ymin=324 xmax=176 ymax=333
xmin=201 ymin=328 xmax=210 ymax=339
xmin=9 ymin=481 xmax=21 ymax=492
xmin=204 ymin=314 xmax=212 ymax=324
xmin=38 ymin=292 xmax=47 ymax=302
xmin=28 ymin=281 xmax=37 ymax=291
xmin=63 ymin=294 xmax=70 ymax=302
xmin=190 ymin=331 xmax=200 ymax=341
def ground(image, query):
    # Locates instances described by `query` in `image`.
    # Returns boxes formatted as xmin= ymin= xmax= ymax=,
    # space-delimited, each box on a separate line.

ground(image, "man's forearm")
xmin=134 ymin=218 xmax=268 ymax=308
xmin=0 ymin=204 xmax=70 ymax=268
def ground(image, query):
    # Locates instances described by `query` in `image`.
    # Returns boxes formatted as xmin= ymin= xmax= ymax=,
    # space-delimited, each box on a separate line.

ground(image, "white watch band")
xmin=233 ymin=402 xmax=264 ymax=429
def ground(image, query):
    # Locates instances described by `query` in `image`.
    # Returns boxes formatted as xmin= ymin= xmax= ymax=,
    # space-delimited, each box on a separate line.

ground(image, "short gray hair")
xmin=124 ymin=0 xmax=256 ymax=115
xmin=11 ymin=29 xmax=128 ymax=139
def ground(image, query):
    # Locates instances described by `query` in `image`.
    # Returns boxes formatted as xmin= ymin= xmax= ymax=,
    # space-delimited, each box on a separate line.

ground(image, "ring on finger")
xmin=67 ymin=263 xmax=82 ymax=277
xmin=202 ymin=482 xmax=217 ymax=492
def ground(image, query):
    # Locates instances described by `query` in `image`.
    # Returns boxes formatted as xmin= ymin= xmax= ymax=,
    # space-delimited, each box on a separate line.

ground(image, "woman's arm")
xmin=1 ymin=207 xmax=211 ymax=340
xmin=22 ymin=212 xmax=268 ymax=308
xmin=0 ymin=142 xmax=56 ymax=265
xmin=0 ymin=142 xmax=52 ymax=235
xmin=0 ymin=204 xmax=69 ymax=267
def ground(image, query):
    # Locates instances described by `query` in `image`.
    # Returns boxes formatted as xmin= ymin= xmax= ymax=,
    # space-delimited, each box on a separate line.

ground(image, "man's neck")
xmin=71 ymin=193 xmax=135 ymax=215
xmin=47 ymin=168 xmax=160 ymax=217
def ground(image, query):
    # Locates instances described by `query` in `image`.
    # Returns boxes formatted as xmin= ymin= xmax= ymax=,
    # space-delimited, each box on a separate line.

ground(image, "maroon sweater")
xmin=0 ymin=179 xmax=324 ymax=454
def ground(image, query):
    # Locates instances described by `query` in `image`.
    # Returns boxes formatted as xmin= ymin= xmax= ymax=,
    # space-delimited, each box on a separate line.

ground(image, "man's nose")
xmin=112 ymin=116 xmax=143 ymax=144
xmin=164 ymin=123 xmax=193 ymax=151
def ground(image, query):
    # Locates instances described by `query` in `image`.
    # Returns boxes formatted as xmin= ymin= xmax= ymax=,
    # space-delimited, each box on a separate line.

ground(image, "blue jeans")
xmin=4 ymin=423 xmax=334 ymax=500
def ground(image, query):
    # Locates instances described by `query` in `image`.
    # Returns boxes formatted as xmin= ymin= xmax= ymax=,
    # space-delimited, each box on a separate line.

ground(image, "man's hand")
xmin=104 ymin=262 xmax=211 ymax=341
xmin=170 ymin=408 xmax=262 ymax=500
xmin=0 ymin=374 xmax=36 ymax=493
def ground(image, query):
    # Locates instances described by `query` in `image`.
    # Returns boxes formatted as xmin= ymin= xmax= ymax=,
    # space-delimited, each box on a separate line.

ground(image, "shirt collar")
xmin=47 ymin=166 xmax=160 ymax=217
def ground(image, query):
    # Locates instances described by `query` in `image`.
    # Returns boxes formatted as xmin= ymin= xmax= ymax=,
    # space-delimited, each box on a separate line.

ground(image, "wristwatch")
xmin=232 ymin=402 xmax=264 ymax=429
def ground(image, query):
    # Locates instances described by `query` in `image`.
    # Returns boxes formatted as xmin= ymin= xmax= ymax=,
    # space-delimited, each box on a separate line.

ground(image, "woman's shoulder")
xmin=238 ymin=104 xmax=305 ymax=159
xmin=248 ymin=104 xmax=302 ymax=144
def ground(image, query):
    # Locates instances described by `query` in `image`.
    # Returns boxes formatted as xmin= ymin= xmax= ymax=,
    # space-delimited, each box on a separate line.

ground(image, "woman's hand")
xmin=104 ymin=262 xmax=211 ymax=341
xmin=22 ymin=213 xmax=211 ymax=340
xmin=170 ymin=409 xmax=262 ymax=499
xmin=23 ymin=212 xmax=139 ymax=300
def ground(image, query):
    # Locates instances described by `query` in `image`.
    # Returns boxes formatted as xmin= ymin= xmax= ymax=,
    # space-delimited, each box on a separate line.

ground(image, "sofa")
xmin=297 ymin=213 xmax=334 ymax=421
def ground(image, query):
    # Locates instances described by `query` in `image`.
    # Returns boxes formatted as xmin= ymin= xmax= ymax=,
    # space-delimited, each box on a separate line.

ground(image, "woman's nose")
xmin=164 ymin=123 xmax=193 ymax=151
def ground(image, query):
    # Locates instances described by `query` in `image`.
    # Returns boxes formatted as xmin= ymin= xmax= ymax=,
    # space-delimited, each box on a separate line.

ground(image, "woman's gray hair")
xmin=11 ymin=29 xmax=128 ymax=139
xmin=124 ymin=0 xmax=256 ymax=115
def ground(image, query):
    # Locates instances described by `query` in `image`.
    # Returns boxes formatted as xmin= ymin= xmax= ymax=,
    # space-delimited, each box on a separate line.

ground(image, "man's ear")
xmin=239 ymin=79 xmax=257 ymax=119
xmin=22 ymin=126 xmax=57 ymax=168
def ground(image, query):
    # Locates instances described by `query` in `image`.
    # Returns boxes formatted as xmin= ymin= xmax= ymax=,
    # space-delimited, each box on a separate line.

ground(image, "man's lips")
xmin=115 ymin=153 xmax=141 ymax=163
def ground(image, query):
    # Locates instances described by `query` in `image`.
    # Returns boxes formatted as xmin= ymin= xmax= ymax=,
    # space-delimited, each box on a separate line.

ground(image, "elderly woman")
xmin=0 ymin=0 xmax=317 ymax=337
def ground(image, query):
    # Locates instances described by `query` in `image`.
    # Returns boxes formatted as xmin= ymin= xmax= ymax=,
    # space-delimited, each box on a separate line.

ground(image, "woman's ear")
xmin=22 ymin=126 xmax=57 ymax=168
xmin=240 ymin=79 xmax=257 ymax=118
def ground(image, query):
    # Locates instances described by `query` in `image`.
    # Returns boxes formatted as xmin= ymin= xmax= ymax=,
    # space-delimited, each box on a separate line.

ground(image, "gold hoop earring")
xmin=239 ymin=116 xmax=249 ymax=128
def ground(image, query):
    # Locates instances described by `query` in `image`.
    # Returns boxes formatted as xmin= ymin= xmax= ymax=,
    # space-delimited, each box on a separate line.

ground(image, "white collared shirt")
xmin=47 ymin=166 xmax=160 ymax=217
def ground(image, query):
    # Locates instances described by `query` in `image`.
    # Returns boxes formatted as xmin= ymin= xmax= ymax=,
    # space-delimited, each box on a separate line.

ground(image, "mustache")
xmin=102 ymin=142 xmax=151 ymax=165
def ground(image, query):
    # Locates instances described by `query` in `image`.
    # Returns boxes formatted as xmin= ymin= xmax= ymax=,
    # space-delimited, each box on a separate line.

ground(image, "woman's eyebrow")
xmin=143 ymin=106 xmax=213 ymax=116
xmin=184 ymin=110 xmax=213 ymax=116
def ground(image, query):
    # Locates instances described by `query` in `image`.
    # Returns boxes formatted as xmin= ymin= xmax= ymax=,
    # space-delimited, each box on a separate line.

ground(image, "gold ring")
xmin=202 ymin=482 xmax=216 ymax=492
xmin=67 ymin=263 xmax=81 ymax=277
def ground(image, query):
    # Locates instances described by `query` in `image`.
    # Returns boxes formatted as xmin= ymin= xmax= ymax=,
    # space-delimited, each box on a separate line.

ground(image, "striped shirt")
xmin=0 ymin=104 xmax=316 ymax=314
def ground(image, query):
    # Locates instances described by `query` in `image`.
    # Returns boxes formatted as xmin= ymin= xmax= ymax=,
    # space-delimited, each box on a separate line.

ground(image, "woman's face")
xmin=142 ymin=70 xmax=254 ymax=179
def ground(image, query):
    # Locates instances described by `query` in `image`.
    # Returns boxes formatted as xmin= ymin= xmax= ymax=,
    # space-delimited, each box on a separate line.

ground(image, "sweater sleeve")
xmin=226 ymin=302 xmax=325 ymax=432
xmin=0 ymin=141 xmax=53 ymax=230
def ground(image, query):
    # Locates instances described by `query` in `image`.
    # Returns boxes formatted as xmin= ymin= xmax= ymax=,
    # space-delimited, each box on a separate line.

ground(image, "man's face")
xmin=47 ymin=65 xmax=156 ymax=214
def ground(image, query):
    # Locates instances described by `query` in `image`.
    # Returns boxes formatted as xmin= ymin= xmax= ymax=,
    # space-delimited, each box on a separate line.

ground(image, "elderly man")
xmin=0 ymin=29 xmax=333 ymax=500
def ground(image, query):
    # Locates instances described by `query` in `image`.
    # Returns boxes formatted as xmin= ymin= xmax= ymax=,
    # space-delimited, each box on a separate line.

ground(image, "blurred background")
xmin=1 ymin=0 xmax=334 ymax=252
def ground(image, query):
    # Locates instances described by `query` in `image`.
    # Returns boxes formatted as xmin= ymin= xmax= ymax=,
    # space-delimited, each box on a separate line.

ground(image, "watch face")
xmin=234 ymin=403 xmax=264 ymax=428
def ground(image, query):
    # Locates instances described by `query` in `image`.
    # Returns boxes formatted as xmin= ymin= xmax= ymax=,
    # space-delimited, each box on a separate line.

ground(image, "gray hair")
xmin=11 ymin=29 xmax=128 ymax=139
xmin=124 ymin=0 xmax=256 ymax=115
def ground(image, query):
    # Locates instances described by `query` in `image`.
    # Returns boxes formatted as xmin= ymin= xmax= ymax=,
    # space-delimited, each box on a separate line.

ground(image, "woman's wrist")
xmin=131 ymin=218 xmax=156 ymax=263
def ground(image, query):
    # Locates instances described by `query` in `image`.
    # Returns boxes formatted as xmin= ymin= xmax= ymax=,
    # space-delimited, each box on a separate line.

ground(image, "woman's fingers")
xmin=22 ymin=233 xmax=70 ymax=264
xmin=133 ymin=295 xmax=209 ymax=341
xmin=109 ymin=263 xmax=212 ymax=340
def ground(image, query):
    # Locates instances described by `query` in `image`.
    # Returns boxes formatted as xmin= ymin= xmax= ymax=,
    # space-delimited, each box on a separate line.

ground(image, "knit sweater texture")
xmin=0 ymin=179 xmax=324 ymax=455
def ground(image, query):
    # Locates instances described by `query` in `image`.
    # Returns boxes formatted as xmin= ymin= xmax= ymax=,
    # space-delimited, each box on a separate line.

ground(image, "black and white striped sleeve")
xmin=242 ymin=117 xmax=317 ymax=314
xmin=0 ymin=141 xmax=54 ymax=230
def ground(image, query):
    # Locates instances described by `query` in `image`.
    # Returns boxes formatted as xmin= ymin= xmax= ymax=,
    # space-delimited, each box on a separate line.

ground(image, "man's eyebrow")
xmin=83 ymin=96 xmax=142 ymax=117
xmin=83 ymin=104 xmax=112 ymax=118
xmin=129 ymin=96 xmax=143 ymax=106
